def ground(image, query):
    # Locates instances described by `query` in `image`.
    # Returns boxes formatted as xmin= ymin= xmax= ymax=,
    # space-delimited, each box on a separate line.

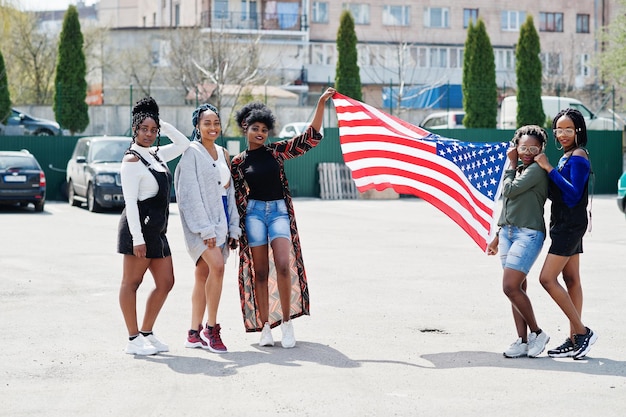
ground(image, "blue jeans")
xmin=245 ymin=199 xmax=291 ymax=247
xmin=498 ymin=225 xmax=545 ymax=274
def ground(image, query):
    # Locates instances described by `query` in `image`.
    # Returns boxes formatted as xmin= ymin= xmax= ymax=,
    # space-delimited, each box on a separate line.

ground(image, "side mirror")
xmin=76 ymin=156 xmax=87 ymax=163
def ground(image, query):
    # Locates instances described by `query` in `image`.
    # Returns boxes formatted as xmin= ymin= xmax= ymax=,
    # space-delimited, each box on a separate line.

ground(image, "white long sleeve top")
xmin=120 ymin=121 xmax=190 ymax=246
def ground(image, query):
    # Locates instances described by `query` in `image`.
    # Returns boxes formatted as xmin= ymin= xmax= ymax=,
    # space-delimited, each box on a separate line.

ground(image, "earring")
xmin=554 ymin=137 xmax=563 ymax=151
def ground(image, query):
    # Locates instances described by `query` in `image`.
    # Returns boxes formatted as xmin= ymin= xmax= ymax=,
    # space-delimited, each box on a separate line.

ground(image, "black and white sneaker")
xmin=547 ymin=338 xmax=575 ymax=358
xmin=573 ymin=327 xmax=598 ymax=360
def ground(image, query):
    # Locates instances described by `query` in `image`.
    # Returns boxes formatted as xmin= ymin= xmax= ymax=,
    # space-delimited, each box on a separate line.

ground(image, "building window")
xmin=577 ymin=54 xmax=590 ymax=76
xmin=495 ymin=49 xmax=515 ymax=71
xmin=174 ymin=4 xmax=180 ymax=26
xmin=312 ymin=2 xmax=328 ymax=23
xmin=501 ymin=10 xmax=526 ymax=31
xmin=241 ymin=0 xmax=257 ymax=22
xmin=152 ymin=12 xmax=156 ymax=26
xmin=429 ymin=47 xmax=448 ymax=68
xmin=311 ymin=43 xmax=335 ymax=66
xmin=539 ymin=12 xmax=563 ymax=32
xmin=424 ymin=7 xmax=449 ymax=28
xmin=576 ymin=14 xmax=590 ymax=33
xmin=541 ymin=52 xmax=562 ymax=75
xmin=383 ymin=5 xmax=410 ymax=26
xmin=463 ymin=8 xmax=478 ymax=28
xmin=343 ymin=3 xmax=370 ymax=25
xmin=214 ymin=0 xmax=229 ymax=19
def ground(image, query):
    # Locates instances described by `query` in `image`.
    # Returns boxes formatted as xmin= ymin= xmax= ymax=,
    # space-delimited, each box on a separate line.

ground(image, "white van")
xmin=499 ymin=95 xmax=619 ymax=130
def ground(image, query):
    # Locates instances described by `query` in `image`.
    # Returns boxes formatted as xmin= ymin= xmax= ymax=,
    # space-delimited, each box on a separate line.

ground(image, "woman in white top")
xmin=117 ymin=97 xmax=190 ymax=355
xmin=174 ymin=103 xmax=240 ymax=353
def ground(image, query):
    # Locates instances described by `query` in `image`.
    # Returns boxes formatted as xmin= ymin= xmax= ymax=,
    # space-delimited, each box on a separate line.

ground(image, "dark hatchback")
xmin=3 ymin=108 xmax=63 ymax=136
xmin=66 ymin=136 xmax=130 ymax=212
xmin=0 ymin=150 xmax=46 ymax=212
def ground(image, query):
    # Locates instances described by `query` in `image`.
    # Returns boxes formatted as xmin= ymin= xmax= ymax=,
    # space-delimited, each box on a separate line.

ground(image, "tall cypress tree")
xmin=54 ymin=5 xmax=89 ymax=134
xmin=516 ymin=15 xmax=544 ymax=128
xmin=462 ymin=19 xmax=497 ymax=128
xmin=0 ymin=49 xmax=10 ymax=125
xmin=335 ymin=10 xmax=362 ymax=100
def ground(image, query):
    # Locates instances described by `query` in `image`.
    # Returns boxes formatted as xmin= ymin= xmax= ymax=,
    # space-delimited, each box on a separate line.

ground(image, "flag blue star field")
xmin=331 ymin=93 xmax=509 ymax=251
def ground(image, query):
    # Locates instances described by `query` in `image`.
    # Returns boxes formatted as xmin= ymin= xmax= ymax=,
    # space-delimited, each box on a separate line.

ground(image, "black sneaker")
xmin=573 ymin=327 xmax=598 ymax=360
xmin=547 ymin=337 xmax=575 ymax=358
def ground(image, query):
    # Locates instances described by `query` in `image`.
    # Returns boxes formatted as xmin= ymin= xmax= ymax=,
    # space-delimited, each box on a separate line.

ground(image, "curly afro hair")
xmin=235 ymin=101 xmax=275 ymax=131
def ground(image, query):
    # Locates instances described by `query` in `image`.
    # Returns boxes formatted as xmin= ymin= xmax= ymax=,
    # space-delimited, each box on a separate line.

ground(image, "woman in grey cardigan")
xmin=174 ymin=103 xmax=240 ymax=353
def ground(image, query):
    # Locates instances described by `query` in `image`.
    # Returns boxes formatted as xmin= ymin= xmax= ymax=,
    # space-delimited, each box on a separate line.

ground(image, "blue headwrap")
xmin=191 ymin=103 xmax=220 ymax=141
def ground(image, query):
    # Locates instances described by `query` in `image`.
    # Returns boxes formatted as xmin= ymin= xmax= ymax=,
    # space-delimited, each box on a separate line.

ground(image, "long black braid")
xmin=131 ymin=96 xmax=162 ymax=155
xmin=552 ymin=108 xmax=588 ymax=148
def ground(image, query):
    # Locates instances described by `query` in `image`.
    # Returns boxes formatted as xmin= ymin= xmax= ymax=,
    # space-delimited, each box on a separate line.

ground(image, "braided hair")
xmin=131 ymin=96 xmax=161 ymax=149
xmin=191 ymin=103 xmax=220 ymax=142
xmin=552 ymin=108 xmax=588 ymax=147
xmin=512 ymin=124 xmax=547 ymax=148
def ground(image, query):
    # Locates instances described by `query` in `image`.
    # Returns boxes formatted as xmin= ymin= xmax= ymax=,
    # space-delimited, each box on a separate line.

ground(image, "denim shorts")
xmin=245 ymin=199 xmax=291 ymax=247
xmin=498 ymin=225 xmax=545 ymax=274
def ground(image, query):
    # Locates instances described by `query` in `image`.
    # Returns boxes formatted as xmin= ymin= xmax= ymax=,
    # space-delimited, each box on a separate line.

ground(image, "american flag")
xmin=332 ymin=93 xmax=509 ymax=251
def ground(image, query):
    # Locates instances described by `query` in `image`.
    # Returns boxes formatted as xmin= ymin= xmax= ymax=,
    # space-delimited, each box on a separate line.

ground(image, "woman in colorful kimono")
xmin=231 ymin=87 xmax=335 ymax=348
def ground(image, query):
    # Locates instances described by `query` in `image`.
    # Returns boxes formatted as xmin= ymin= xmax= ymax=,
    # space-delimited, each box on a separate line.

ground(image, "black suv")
xmin=66 ymin=136 xmax=131 ymax=212
xmin=0 ymin=150 xmax=46 ymax=212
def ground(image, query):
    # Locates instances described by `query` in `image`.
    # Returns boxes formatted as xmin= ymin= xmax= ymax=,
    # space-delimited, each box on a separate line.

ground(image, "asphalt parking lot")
xmin=1 ymin=196 xmax=625 ymax=416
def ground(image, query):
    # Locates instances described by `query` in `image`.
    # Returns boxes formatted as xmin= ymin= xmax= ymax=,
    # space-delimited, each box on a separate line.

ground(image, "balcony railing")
xmin=200 ymin=11 xmax=308 ymax=31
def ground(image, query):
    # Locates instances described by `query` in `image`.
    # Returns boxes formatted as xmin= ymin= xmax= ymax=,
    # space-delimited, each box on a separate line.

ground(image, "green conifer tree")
xmin=0 ymin=50 xmax=10 ymax=125
xmin=462 ymin=19 xmax=497 ymax=128
xmin=335 ymin=10 xmax=362 ymax=100
xmin=54 ymin=5 xmax=89 ymax=134
xmin=516 ymin=15 xmax=545 ymax=128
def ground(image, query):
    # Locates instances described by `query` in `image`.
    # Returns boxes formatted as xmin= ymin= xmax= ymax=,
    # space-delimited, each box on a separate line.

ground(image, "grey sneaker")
xmin=527 ymin=331 xmax=550 ymax=358
xmin=503 ymin=337 xmax=528 ymax=358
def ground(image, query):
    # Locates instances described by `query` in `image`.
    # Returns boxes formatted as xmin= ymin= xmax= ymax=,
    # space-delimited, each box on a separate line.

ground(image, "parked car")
xmin=2 ymin=108 xmax=63 ymax=136
xmin=0 ymin=149 xmax=46 ymax=212
xmin=278 ymin=122 xmax=309 ymax=138
xmin=66 ymin=136 xmax=130 ymax=212
xmin=618 ymin=171 xmax=626 ymax=217
xmin=419 ymin=111 xmax=465 ymax=130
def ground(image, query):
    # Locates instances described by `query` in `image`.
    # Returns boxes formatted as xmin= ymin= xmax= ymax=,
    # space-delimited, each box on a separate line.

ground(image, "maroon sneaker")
xmin=200 ymin=323 xmax=227 ymax=353
xmin=185 ymin=326 xmax=209 ymax=349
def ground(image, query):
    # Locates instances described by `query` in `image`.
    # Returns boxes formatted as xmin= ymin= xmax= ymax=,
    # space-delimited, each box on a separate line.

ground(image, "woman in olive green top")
xmin=488 ymin=125 xmax=549 ymax=358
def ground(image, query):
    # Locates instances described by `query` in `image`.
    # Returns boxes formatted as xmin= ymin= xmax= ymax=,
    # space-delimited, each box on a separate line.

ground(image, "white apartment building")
xmin=85 ymin=1 xmax=618 ymax=110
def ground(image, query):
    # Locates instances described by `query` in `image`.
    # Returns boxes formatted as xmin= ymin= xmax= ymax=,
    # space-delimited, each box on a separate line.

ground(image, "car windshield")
xmin=0 ymin=155 xmax=39 ymax=170
xmin=90 ymin=141 xmax=129 ymax=163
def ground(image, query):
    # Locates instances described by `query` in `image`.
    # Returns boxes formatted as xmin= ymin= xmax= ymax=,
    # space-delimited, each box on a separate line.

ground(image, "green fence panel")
xmin=2 ymin=127 xmax=621 ymax=200
xmin=431 ymin=128 xmax=623 ymax=194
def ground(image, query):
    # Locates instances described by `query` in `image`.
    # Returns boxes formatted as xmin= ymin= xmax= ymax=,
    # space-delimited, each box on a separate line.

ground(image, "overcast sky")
xmin=17 ymin=0 xmax=96 ymax=11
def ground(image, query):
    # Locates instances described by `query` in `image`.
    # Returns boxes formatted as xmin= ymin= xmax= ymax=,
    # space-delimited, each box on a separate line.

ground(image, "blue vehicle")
xmin=618 ymin=171 xmax=626 ymax=217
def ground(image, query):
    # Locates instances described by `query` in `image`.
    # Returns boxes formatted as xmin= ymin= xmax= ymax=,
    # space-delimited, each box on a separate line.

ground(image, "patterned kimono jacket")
xmin=231 ymin=126 xmax=322 ymax=332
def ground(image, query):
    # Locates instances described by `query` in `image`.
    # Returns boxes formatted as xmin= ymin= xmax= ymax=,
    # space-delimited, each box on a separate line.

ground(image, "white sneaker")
xmin=125 ymin=334 xmax=158 ymax=355
xmin=259 ymin=322 xmax=274 ymax=347
xmin=527 ymin=331 xmax=550 ymax=358
xmin=144 ymin=333 xmax=169 ymax=352
xmin=281 ymin=320 xmax=296 ymax=349
xmin=503 ymin=337 xmax=527 ymax=358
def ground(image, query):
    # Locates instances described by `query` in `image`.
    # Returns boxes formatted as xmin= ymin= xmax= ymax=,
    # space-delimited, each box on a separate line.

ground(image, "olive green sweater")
xmin=497 ymin=162 xmax=549 ymax=234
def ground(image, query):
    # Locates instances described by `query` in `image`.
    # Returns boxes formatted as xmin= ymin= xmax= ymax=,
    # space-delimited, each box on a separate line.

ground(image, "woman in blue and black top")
xmin=535 ymin=108 xmax=597 ymax=360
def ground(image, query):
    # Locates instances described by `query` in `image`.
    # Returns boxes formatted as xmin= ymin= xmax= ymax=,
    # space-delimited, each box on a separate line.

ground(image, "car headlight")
xmin=95 ymin=174 xmax=116 ymax=185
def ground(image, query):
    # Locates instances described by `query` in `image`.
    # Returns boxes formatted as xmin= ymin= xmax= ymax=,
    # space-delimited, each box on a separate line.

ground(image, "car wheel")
xmin=68 ymin=181 xmax=81 ymax=207
xmin=87 ymin=183 xmax=102 ymax=212
xmin=34 ymin=200 xmax=45 ymax=212
xmin=34 ymin=129 xmax=53 ymax=136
